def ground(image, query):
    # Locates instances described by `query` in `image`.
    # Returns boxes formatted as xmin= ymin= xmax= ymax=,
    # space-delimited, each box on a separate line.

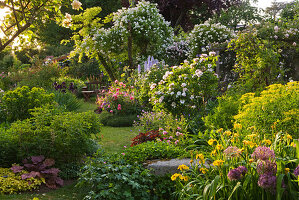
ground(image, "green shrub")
xmin=77 ymin=151 xmax=155 ymax=200
xmin=99 ymin=111 xmax=138 ymax=127
xmin=52 ymin=90 xmax=82 ymax=111
xmin=0 ymin=128 xmax=18 ymax=167
xmin=234 ymin=81 xmax=299 ymax=137
xmin=123 ymin=141 xmax=187 ymax=164
xmin=15 ymin=63 xmax=63 ymax=89
xmin=204 ymin=92 xmax=241 ymax=130
xmin=2 ymin=106 xmax=101 ymax=166
xmin=0 ymin=167 xmax=44 ymax=194
xmin=1 ymin=86 xmax=55 ymax=122
xmin=228 ymin=31 xmax=282 ymax=91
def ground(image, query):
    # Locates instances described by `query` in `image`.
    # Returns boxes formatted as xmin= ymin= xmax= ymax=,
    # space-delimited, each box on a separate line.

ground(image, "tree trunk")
xmin=127 ymin=22 xmax=134 ymax=71
xmin=97 ymin=53 xmax=116 ymax=81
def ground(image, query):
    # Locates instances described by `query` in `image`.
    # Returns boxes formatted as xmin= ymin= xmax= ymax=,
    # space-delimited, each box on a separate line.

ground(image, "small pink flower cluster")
xmin=159 ymin=127 xmax=185 ymax=146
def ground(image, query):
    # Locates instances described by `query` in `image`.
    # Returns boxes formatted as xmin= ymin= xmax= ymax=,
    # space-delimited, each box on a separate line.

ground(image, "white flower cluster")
xmin=188 ymin=22 xmax=233 ymax=57
xmin=102 ymin=0 xmax=174 ymax=57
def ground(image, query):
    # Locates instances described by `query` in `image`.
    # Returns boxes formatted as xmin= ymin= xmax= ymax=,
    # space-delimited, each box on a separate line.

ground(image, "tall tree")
xmin=122 ymin=0 xmax=240 ymax=30
xmin=0 ymin=0 xmax=70 ymax=52
xmin=265 ymin=0 xmax=287 ymax=20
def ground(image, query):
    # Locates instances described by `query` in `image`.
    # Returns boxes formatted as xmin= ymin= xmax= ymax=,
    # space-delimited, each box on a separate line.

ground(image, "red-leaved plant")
xmin=131 ymin=130 xmax=162 ymax=146
xmin=11 ymin=155 xmax=63 ymax=189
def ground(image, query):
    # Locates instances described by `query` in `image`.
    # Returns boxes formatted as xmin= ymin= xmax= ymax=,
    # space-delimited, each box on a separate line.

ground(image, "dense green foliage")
xmin=0 ymin=106 xmax=101 ymax=167
xmin=235 ymin=82 xmax=299 ymax=137
xmin=123 ymin=141 xmax=187 ymax=164
xmin=0 ymin=86 xmax=55 ymax=122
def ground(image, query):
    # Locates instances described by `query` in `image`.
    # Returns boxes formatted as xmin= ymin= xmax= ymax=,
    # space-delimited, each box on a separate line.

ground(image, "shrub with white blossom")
xmin=149 ymin=54 xmax=219 ymax=117
xmin=188 ymin=22 xmax=234 ymax=58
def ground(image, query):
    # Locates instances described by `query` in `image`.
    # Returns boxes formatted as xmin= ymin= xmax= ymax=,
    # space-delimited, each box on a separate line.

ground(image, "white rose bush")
xmin=188 ymin=22 xmax=234 ymax=58
xmin=149 ymin=54 xmax=219 ymax=117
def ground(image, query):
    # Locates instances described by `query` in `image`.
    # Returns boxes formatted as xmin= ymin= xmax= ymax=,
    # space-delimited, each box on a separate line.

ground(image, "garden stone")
xmin=144 ymin=158 xmax=192 ymax=176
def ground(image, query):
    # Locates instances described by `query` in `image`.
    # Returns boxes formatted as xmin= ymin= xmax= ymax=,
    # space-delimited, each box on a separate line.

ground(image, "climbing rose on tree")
xmin=72 ymin=0 xmax=82 ymax=10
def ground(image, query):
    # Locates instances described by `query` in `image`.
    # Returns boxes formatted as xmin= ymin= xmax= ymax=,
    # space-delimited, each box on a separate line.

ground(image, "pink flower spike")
xmin=121 ymin=153 xmax=125 ymax=156
xmin=177 ymin=127 xmax=181 ymax=130
xmin=124 ymin=146 xmax=127 ymax=148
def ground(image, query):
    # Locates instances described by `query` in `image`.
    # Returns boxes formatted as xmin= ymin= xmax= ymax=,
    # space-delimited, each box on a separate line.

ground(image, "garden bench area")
xmin=0 ymin=0 xmax=298 ymax=200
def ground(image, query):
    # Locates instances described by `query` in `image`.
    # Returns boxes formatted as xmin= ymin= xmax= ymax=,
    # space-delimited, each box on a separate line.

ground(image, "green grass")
xmin=99 ymin=126 xmax=140 ymax=153
xmin=76 ymin=100 xmax=98 ymax=112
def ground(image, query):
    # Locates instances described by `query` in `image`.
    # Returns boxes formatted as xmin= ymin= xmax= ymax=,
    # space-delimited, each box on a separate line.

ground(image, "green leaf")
xmin=228 ymin=182 xmax=242 ymax=200
xmin=276 ymin=174 xmax=285 ymax=200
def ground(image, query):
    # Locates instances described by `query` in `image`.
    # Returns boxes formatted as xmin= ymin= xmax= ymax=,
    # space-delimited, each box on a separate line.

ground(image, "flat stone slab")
xmin=144 ymin=158 xmax=192 ymax=176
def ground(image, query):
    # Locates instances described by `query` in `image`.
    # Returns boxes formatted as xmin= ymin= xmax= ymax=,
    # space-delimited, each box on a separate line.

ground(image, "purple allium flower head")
xmin=258 ymin=173 xmax=276 ymax=193
xmin=238 ymin=166 xmax=248 ymax=175
xmin=294 ymin=165 xmax=299 ymax=176
xmin=228 ymin=169 xmax=241 ymax=181
xmin=227 ymin=166 xmax=248 ymax=181
xmin=251 ymin=146 xmax=275 ymax=161
xmin=257 ymin=160 xmax=277 ymax=175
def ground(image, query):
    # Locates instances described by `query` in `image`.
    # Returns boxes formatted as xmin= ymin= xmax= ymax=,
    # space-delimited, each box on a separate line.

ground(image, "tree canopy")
xmin=0 ymin=0 xmax=71 ymax=52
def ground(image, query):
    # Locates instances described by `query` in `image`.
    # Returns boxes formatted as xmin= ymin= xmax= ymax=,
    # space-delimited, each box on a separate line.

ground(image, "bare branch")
xmin=11 ymin=0 xmax=20 ymax=30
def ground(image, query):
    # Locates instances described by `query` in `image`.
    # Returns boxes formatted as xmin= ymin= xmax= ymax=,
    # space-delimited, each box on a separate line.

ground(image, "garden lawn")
xmin=99 ymin=126 xmax=140 ymax=153
xmin=76 ymin=100 xmax=98 ymax=112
